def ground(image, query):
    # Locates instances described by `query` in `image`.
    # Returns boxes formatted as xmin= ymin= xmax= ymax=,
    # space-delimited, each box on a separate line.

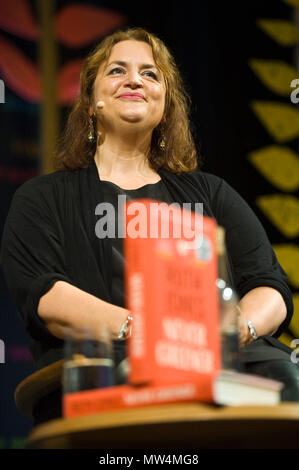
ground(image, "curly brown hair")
xmin=54 ymin=27 xmax=200 ymax=173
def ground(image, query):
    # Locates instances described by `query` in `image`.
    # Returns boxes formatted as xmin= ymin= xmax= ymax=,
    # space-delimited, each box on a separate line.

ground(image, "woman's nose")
xmin=125 ymin=70 xmax=143 ymax=88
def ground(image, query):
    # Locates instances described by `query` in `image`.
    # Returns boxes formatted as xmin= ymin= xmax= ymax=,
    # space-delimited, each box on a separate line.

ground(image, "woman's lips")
xmin=118 ymin=94 xmax=145 ymax=100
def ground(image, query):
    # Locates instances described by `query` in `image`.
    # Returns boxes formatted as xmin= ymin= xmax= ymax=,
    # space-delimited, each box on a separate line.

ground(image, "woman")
xmin=1 ymin=27 xmax=298 ymax=424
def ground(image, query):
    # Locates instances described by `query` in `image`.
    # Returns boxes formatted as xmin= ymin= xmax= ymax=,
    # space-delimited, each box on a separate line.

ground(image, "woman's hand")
xmin=113 ymin=308 xmax=132 ymax=341
xmin=38 ymin=280 xmax=132 ymax=342
xmin=237 ymin=307 xmax=252 ymax=348
xmin=237 ymin=287 xmax=287 ymax=348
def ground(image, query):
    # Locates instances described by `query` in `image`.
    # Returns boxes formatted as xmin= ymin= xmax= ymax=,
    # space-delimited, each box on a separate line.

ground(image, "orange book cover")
xmin=63 ymin=375 xmax=214 ymax=418
xmin=124 ymin=199 xmax=221 ymax=386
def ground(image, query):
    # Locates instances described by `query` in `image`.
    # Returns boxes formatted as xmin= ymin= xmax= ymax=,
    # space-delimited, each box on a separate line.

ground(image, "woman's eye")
xmin=143 ymin=71 xmax=158 ymax=79
xmin=108 ymin=68 xmax=158 ymax=80
xmin=109 ymin=67 xmax=124 ymax=75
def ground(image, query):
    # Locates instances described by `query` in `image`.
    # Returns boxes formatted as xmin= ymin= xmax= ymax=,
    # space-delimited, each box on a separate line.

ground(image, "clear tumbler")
xmin=63 ymin=324 xmax=114 ymax=394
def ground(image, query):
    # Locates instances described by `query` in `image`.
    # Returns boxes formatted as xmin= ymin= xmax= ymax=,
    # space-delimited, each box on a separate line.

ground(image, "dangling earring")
xmin=158 ymin=119 xmax=166 ymax=150
xmin=159 ymin=135 xmax=166 ymax=150
xmin=87 ymin=114 xmax=96 ymax=143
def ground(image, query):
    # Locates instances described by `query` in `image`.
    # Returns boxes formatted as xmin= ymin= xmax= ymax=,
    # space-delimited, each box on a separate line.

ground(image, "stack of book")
xmin=63 ymin=369 xmax=282 ymax=418
xmin=63 ymin=200 xmax=283 ymax=418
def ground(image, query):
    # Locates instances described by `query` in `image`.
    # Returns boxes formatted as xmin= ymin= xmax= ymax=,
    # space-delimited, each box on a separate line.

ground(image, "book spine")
xmin=124 ymin=200 xmax=154 ymax=384
xmin=63 ymin=378 xmax=214 ymax=418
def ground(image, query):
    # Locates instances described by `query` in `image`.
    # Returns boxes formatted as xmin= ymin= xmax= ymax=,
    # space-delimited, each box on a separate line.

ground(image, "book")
xmin=213 ymin=369 xmax=283 ymax=406
xmin=124 ymin=199 xmax=221 ymax=385
xmin=63 ymin=370 xmax=283 ymax=418
xmin=63 ymin=379 xmax=213 ymax=418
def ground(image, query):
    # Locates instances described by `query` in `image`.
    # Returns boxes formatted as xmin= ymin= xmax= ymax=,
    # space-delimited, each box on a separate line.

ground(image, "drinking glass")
xmin=63 ymin=324 xmax=115 ymax=394
xmin=217 ymin=279 xmax=241 ymax=371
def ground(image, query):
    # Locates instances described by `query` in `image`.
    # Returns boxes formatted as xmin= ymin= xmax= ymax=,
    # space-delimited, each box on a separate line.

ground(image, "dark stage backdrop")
xmin=0 ymin=0 xmax=298 ymax=446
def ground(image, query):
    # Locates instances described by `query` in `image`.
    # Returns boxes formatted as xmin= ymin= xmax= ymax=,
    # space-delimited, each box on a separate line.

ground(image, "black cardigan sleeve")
xmin=1 ymin=178 xmax=72 ymax=342
xmin=203 ymin=173 xmax=293 ymax=338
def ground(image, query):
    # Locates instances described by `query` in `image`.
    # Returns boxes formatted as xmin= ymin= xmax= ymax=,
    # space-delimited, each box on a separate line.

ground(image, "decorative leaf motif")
xmin=56 ymin=5 xmax=126 ymax=48
xmin=273 ymin=244 xmax=299 ymax=288
xmin=58 ymin=59 xmax=83 ymax=105
xmin=251 ymin=101 xmax=299 ymax=142
xmin=248 ymin=145 xmax=299 ymax=191
xmin=0 ymin=35 xmax=40 ymax=102
xmin=256 ymin=19 xmax=299 ymax=46
xmin=0 ymin=0 xmax=39 ymax=40
xmin=0 ymin=164 xmax=38 ymax=184
xmin=278 ymin=332 xmax=295 ymax=348
xmin=257 ymin=195 xmax=299 ymax=238
xmin=283 ymin=0 xmax=299 ymax=7
xmin=248 ymin=59 xmax=297 ymax=96
xmin=289 ymin=294 xmax=299 ymax=338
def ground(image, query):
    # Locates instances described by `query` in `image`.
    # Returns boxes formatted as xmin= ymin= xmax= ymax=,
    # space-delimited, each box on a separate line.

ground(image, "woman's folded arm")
xmin=38 ymin=280 xmax=129 ymax=341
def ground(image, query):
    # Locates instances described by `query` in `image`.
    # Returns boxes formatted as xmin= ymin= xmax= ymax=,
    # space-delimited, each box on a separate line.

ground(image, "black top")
xmin=100 ymin=178 xmax=173 ymax=308
xmin=1 ymin=159 xmax=293 ymax=370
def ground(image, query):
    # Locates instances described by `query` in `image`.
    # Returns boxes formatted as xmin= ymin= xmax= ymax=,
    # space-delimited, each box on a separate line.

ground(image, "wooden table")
xmin=15 ymin=360 xmax=64 ymax=419
xmin=27 ymin=402 xmax=299 ymax=449
xmin=15 ymin=360 xmax=299 ymax=449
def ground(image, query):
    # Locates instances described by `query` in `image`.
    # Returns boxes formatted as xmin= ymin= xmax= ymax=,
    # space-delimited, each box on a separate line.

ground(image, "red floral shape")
xmin=56 ymin=5 xmax=126 ymax=48
xmin=0 ymin=0 xmax=39 ymax=40
xmin=0 ymin=164 xmax=38 ymax=184
xmin=0 ymin=35 xmax=40 ymax=102
xmin=58 ymin=59 xmax=83 ymax=105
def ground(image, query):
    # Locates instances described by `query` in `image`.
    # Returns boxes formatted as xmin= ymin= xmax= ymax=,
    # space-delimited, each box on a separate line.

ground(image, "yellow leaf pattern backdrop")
xmin=251 ymin=4 xmax=299 ymax=347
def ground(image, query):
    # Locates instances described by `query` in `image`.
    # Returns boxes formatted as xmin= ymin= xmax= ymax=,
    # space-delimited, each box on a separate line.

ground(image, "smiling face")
xmin=92 ymin=40 xmax=166 ymax=133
